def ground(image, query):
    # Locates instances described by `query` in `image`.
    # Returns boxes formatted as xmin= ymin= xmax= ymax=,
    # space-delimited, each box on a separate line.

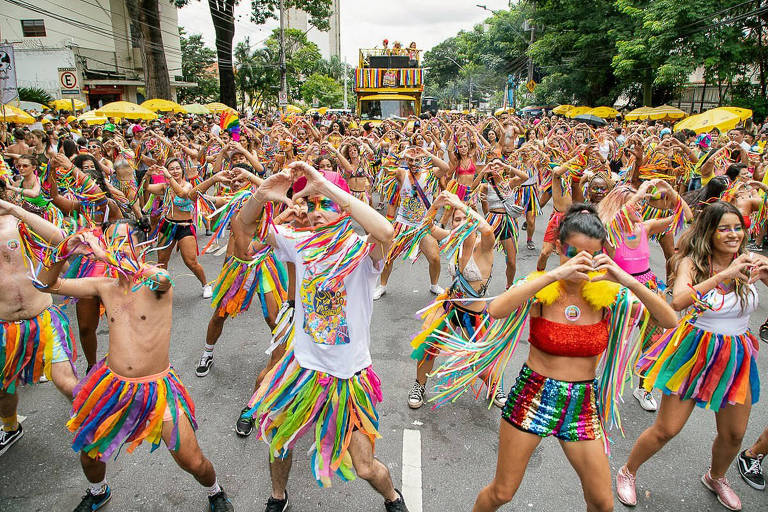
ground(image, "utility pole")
xmin=527 ymin=24 xmax=535 ymax=85
xmin=343 ymin=56 xmax=348 ymax=110
xmin=278 ymin=0 xmax=288 ymax=111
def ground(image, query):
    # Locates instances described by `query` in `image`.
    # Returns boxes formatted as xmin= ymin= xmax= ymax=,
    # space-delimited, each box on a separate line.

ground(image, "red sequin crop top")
xmin=528 ymin=316 xmax=610 ymax=357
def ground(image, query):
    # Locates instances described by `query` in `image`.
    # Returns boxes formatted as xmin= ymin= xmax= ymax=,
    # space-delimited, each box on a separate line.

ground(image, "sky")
xmin=177 ymin=0 xmax=510 ymax=63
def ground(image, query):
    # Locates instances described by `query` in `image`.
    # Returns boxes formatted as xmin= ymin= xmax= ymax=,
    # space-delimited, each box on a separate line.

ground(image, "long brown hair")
xmin=671 ymin=201 xmax=753 ymax=310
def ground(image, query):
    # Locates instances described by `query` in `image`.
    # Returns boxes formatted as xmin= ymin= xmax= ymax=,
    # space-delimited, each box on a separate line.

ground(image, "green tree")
xmin=177 ymin=28 xmax=220 ymax=104
xmin=18 ymin=87 xmax=53 ymax=105
xmin=301 ymin=73 xmax=343 ymax=107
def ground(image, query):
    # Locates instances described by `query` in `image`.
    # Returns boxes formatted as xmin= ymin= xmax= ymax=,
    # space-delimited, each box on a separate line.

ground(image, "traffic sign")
xmin=58 ymin=67 xmax=80 ymax=95
xmin=526 ymin=80 xmax=537 ymax=93
xmin=278 ymin=90 xmax=287 ymax=106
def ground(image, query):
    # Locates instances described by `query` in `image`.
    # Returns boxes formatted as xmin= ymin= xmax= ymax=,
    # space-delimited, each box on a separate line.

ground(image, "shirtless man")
xmin=0 ymin=196 xmax=79 ymax=456
xmin=1 ymin=210 xmax=235 ymax=511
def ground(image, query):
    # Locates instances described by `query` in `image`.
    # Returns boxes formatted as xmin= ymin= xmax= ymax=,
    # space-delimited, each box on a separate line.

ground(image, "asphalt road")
xmin=2 ymin=203 xmax=768 ymax=512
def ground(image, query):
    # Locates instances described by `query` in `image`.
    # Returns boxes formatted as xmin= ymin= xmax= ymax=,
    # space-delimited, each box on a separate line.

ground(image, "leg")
xmin=255 ymin=342 xmax=286 ymax=392
xmin=50 ymin=361 xmax=79 ymax=400
xmin=473 ymin=420 xmax=542 ymax=512
xmin=75 ymin=298 xmax=101 ymax=368
xmin=500 ymin=237 xmax=517 ymax=288
xmin=559 ymin=438 xmax=613 ymax=512
xmin=420 ymin=235 xmax=441 ymax=286
xmin=379 ymin=260 xmax=394 ymax=287
xmin=625 ymin=393 xmax=696 ymax=475
xmin=80 ymin=451 xmax=107 ymax=484
xmin=536 ymin=242 xmax=554 ymax=272
xmin=156 ymin=242 xmax=176 ymax=271
xmin=416 ymin=355 xmax=436 ymax=386
xmin=525 ymin=209 xmax=535 ymax=243
xmin=205 ymin=311 xmax=228 ymax=346
xmin=162 ymin=415 xmax=216 ymax=487
xmin=746 ymin=426 xmax=768 ymax=457
xmin=178 ymin=236 xmax=207 ymax=285
xmin=658 ymin=232 xmax=675 ymax=281
xmin=711 ymin=396 xmax=752 ymax=479
xmin=0 ymin=390 xmax=19 ymax=429
xmin=269 ymin=451 xmax=293 ymax=500
xmin=348 ymin=429 xmax=399 ymax=501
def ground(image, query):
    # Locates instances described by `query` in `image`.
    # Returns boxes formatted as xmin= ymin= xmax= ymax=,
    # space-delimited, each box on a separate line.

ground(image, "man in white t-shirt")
xmin=237 ymin=163 xmax=409 ymax=512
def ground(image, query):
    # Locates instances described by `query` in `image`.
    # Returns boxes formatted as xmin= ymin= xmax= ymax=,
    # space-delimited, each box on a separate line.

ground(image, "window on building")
xmin=21 ymin=19 xmax=46 ymax=37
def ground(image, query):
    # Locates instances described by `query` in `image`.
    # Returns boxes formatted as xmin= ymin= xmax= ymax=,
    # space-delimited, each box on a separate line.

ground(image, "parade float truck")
xmin=354 ymin=45 xmax=424 ymax=122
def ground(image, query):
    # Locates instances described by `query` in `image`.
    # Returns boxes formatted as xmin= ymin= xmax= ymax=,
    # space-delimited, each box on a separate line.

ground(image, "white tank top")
xmin=692 ymin=284 xmax=758 ymax=336
xmin=395 ymin=170 xmax=431 ymax=226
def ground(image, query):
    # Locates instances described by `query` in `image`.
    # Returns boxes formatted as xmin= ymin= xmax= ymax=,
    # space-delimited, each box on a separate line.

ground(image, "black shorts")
xmin=160 ymin=218 xmax=195 ymax=241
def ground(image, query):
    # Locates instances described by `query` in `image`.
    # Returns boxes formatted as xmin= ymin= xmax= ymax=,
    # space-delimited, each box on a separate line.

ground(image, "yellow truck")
xmin=354 ymin=45 xmax=424 ymax=121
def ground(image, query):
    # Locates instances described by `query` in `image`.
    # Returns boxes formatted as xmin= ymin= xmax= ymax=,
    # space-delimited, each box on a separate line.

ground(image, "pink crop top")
xmin=613 ymin=223 xmax=650 ymax=276
xmin=456 ymin=160 xmax=476 ymax=176
xmin=529 ymin=316 xmax=610 ymax=357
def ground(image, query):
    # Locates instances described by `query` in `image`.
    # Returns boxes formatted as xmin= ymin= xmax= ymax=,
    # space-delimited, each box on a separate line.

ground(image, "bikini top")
xmin=173 ymin=195 xmax=194 ymax=212
xmin=448 ymin=247 xmax=492 ymax=300
xmin=529 ymin=315 xmax=610 ymax=358
xmin=456 ymin=160 xmax=476 ymax=176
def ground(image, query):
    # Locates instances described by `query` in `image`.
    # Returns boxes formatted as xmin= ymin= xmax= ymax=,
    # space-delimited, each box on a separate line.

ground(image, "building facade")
xmin=0 ymin=0 xmax=192 ymax=108
xmin=286 ymin=0 xmax=341 ymax=59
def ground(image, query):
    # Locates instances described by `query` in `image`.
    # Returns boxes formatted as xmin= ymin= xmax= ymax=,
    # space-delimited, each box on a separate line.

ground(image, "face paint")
xmin=306 ymin=198 xmax=341 ymax=214
xmin=562 ymin=244 xmax=603 ymax=258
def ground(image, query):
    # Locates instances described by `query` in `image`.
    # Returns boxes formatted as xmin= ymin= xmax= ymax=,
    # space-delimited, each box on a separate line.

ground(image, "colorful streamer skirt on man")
xmin=210 ymin=253 xmax=287 ymax=319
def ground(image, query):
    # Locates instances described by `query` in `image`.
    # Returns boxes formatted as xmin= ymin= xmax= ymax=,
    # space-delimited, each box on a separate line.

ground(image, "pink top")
xmin=613 ymin=222 xmax=650 ymax=275
xmin=456 ymin=160 xmax=476 ymax=176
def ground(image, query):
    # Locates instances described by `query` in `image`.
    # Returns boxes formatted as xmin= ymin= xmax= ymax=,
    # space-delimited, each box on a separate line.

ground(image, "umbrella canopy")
xmin=624 ymin=106 xmax=654 ymax=121
xmin=573 ymin=114 xmax=607 ymax=126
xmin=586 ymin=106 xmax=620 ymax=119
xmin=76 ymin=110 xmax=109 ymax=125
xmin=50 ymin=98 xmax=87 ymax=111
xmin=566 ymin=106 xmax=593 ymax=118
xmin=494 ymin=107 xmax=514 ymax=116
xmin=1 ymin=104 xmax=36 ymax=124
xmin=96 ymin=101 xmax=158 ymax=120
xmin=552 ymin=104 xmax=575 ymax=115
xmin=284 ymin=104 xmax=303 ymax=114
xmin=19 ymin=101 xmax=48 ymax=112
xmin=718 ymin=106 xmax=753 ymax=121
xmin=648 ymin=105 xmax=686 ymax=121
xmin=141 ymin=98 xmax=185 ymax=113
xmin=206 ymin=102 xmax=236 ymax=114
xmin=182 ymin=103 xmax=211 ymax=115
xmin=674 ymin=108 xmax=743 ymax=134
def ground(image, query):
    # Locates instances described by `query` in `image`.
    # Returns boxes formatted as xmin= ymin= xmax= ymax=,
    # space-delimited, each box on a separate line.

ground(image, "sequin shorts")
xmin=501 ymin=364 xmax=604 ymax=442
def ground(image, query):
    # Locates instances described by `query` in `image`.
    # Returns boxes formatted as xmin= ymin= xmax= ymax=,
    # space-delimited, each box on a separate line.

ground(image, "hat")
xmin=131 ymin=125 xmax=144 ymax=135
xmin=696 ymin=133 xmax=711 ymax=148
xmin=293 ymin=170 xmax=350 ymax=195
xmin=104 ymin=123 xmax=116 ymax=133
xmin=660 ymin=128 xmax=671 ymax=136
xmin=66 ymin=115 xmax=76 ymax=123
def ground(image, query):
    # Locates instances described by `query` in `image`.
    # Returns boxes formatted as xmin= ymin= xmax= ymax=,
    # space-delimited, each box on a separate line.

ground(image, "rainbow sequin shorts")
xmin=501 ymin=364 xmax=604 ymax=442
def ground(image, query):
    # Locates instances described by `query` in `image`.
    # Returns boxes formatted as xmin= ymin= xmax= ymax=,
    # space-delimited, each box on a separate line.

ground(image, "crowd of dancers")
xmin=1 ymin=109 xmax=768 ymax=511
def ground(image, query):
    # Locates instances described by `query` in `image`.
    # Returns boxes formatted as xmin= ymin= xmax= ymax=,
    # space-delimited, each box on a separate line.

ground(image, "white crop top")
xmin=691 ymin=285 xmax=758 ymax=336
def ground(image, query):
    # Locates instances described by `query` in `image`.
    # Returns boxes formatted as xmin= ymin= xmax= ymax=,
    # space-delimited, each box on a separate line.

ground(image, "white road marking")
xmin=402 ymin=428 xmax=423 ymax=512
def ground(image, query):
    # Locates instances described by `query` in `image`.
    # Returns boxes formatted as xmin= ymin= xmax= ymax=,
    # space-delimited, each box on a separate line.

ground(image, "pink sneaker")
xmin=616 ymin=465 xmax=637 ymax=506
xmin=701 ymin=470 xmax=742 ymax=511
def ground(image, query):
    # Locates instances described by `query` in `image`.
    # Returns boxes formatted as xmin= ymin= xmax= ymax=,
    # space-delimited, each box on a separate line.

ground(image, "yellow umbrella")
xmin=76 ymin=110 xmax=109 ymax=125
xmin=1 ymin=104 xmax=35 ymax=124
xmin=141 ymin=98 xmax=185 ymax=113
xmin=624 ymin=106 xmax=654 ymax=121
xmin=284 ymin=104 xmax=303 ymax=114
xmin=494 ymin=107 xmax=514 ymax=116
xmin=718 ymin=106 xmax=752 ymax=121
xmin=566 ymin=106 xmax=593 ymax=118
xmin=674 ymin=108 xmax=743 ymax=134
xmin=50 ymin=98 xmax=87 ymax=111
xmin=648 ymin=105 xmax=686 ymax=121
xmin=206 ymin=102 xmax=236 ymax=114
xmin=552 ymin=104 xmax=575 ymax=115
xmin=96 ymin=101 xmax=158 ymax=120
xmin=587 ymin=106 xmax=620 ymax=119
xmin=182 ymin=103 xmax=211 ymax=115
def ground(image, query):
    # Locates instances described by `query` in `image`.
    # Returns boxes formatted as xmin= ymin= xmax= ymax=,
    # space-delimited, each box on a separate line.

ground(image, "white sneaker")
xmin=373 ymin=284 xmax=386 ymax=301
xmin=202 ymin=284 xmax=213 ymax=299
xmin=492 ymin=389 xmax=507 ymax=409
xmin=408 ymin=381 xmax=426 ymax=409
xmin=633 ymin=387 xmax=658 ymax=411
xmin=429 ymin=284 xmax=444 ymax=295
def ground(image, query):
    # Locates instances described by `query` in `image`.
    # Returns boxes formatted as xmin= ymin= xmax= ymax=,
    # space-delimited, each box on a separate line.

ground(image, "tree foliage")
xmin=177 ymin=28 xmax=220 ymax=104
xmin=18 ymin=87 xmax=54 ymax=105
xmin=301 ymin=73 xmax=343 ymax=107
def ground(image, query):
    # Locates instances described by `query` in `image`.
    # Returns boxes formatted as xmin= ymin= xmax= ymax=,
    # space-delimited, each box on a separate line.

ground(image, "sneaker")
xmin=737 ymin=450 xmax=765 ymax=490
xmin=521 ymin=221 xmax=527 ymax=231
xmin=492 ymin=389 xmax=507 ymax=409
xmin=235 ymin=408 xmax=255 ymax=437
xmin=633 ymin=388 xmax=658 ymax=412
xmin=73 ymin=485 xmax=112 ymax=511
xmin=264 ymin=490 xmax=288 ymax=512
xmin=202 ymin=284 xmax=213 ymax=299
xmin=615 ymin=465 xmax=637 ymax=506
xmin=407 ymin=381 xmax=426 ymax=409
xmin=429 ymin=284 xmax=444 ymax=295
xmin=759 ymin=321 xmax=768 ymax=344
xmin=526 ymin=240 xmax=535 ymax=250
xmin=373 ymin=284 xmax=386 ymax=301
xmin=747 ymin=241 xmax=763 ymax=251
xmin=0 ymin=424 xmax=23 ymax=456
xmin=385 ymin=489 xmax=409 ymax=512
xmin=702 ymin=470 xmax=742 ymax=511
xmin=196 ymin=352 xmax=214 ymax=377
xmin=208 ymin=488 xmax=234 ymax=512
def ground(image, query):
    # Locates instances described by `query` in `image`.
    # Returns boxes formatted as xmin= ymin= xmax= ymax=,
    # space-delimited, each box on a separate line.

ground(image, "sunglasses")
xmin=306 ymin=198 xmax=341 ymax=214
xmin=562 ymin=244 xmax=604 ymax=259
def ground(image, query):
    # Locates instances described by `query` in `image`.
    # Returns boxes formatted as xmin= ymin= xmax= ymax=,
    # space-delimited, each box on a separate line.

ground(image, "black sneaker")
xmin=235 ymin=408 xmax=255 ymax=437
xmin=264 ymin=490 xmax=288 ymax=512
xmin=196 ymin=352 xmax=214 ymax=377
xmin=760 ymin=321 xmax=768 ymax=344
xmin=208 ymin=488 xmax=234 ymax=511
xmin=0 ymin=424 xmax=23 ymax=456
xmin=385 ymin=489 xmax=409 ymax=512
xmin=737 ymin=449 xmax=765 ymax=490
xmin=407 ymin=381 xmax=425 ymax=409
xmin=73 ymin=485 xmax=112 ymax=511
